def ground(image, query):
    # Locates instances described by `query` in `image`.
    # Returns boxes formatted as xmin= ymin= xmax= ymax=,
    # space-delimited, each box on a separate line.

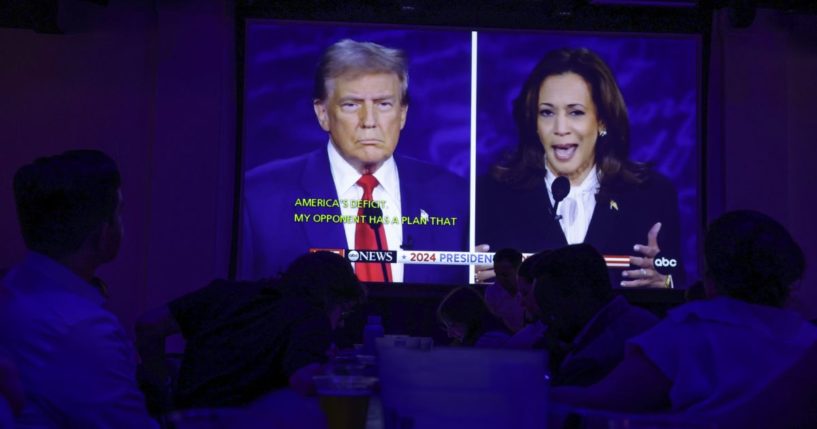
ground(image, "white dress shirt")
xmin=545 ymin=165 xmax=600 ymax=244
xmin=0 ymin=252 xmax=158 ymax=429
xmin=328 ymin=142 xmax=404 ymax=282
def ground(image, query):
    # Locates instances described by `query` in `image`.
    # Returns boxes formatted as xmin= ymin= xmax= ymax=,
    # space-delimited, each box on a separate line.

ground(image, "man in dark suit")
xmin=240 ymin=39 xmax=468 ymax=284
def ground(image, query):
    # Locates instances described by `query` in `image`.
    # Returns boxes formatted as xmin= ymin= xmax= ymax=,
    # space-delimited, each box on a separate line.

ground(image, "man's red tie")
xmin=355 ymin=173 xmax=392 ymax=282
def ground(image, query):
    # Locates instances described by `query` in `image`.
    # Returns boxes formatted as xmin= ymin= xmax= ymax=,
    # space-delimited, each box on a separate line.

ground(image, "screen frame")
xmin=230 ymin=4 xmax=713 ymax=286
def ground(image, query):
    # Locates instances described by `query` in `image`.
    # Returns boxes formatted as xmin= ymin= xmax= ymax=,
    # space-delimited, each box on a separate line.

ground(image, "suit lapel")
xmin=300 ymin=149 xmax=346 ymax=249
xmin=584 ymin=193 xmax=617 ymax=249
xmin=396 ymin=157 xmax=431 ymax=252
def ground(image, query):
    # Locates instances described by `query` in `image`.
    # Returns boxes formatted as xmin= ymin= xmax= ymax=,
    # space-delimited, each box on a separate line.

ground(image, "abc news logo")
xmin=347 ymin=250 xmax=397 ymax=263
xmin=652 ymin=255 xmax=678 ymax=274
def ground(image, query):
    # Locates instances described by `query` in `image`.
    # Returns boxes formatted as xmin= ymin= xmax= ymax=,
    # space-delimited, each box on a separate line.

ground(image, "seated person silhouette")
xmin=484 ymin=248 xmax=525 ymax=332
xmin=0 ymin=150 xmax=157 ymax=428
xmin=553 ymin=210 xmax=817 ymax=416
xmin=505 ymin=251 xmax=550 ymax=349
xmin=136 ymin=251 xmax=365 ymax=409
xmin=437 ymin=287 xmax=511 ymax=348
xmin=533 ymin=244 xmax=658 ymax=386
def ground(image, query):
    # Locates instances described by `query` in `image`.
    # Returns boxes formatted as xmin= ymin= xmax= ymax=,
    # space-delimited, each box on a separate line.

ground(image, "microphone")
xmin=362 ymin=206 xmax=390 ymax=281
xmin=551 ymin=176 xmax=570 ymax=221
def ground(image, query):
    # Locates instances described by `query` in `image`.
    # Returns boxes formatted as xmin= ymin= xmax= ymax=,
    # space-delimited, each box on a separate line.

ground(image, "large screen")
xmin=238 ymin=20 xmax=700 ymax=287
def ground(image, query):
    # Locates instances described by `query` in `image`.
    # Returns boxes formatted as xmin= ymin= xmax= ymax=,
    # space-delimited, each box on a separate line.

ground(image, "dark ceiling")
xmin=2 ymin=0 xmax=815 ymax=34
xmin=238 ymin=0 xmax=816 ymax=33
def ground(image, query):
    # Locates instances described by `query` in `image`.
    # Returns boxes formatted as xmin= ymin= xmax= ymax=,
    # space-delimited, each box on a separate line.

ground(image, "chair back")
xmin=378 ymin=346 xmax=549 ymax=429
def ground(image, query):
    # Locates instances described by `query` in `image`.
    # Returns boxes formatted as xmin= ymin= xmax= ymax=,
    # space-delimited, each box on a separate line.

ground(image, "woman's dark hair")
xmin=493 ymin=48 xmax=647 ymax=193
xmin=705 ymin=210 xmax=805 ymax=308
xmin=437 ymin=286 xmax=507 ymax=346
xmin=280 ymin=251 xmax=365 ymax=311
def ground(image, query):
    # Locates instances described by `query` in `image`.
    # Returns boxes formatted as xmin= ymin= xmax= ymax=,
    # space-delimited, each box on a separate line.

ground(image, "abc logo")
xmin=347 ymin=250 xmax=360 ymax=262
xmin=654 ymin=257 xmax=677 ymax=268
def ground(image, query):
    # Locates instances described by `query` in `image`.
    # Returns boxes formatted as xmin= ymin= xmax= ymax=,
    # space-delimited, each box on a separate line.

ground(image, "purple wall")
xmin=709 ymin=10 xmax=817 ymax=317
xmin=0 ymin=0 xmax=236 ymax=336
xmin=1 ymin=3 xmax=815 ymax=339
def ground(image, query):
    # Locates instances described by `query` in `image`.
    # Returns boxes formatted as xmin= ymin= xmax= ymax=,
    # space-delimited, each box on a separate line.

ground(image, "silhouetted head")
xmin=14 ymin=150 xmax=122 ymax=262
xmin=704 ymin=210 xmax=805 ymax=307
xmin=533 ymin=243 xmax=613 ymax=341
xmin=493 ymin=248 xmax=524 ymax=293
xmin=281 ymin=251 xmax=366 ymax=329
xmin=437 ymin=286 xmax=506 ymax=346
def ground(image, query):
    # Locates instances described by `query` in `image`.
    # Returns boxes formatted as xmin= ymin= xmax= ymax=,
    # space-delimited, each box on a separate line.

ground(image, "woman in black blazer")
xmin=476 ymin=48 xmax=683 ymax=288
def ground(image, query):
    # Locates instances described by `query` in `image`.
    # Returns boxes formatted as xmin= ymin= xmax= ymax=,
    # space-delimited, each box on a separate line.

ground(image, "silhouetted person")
xmin=136 ymin=251 xmax=366 ymax=409
xmin=0 ymin=150 xmax=157 ymax=428
xmin=505 ymin=251 xmax=550 ymax=349
xmin=533 ymin=243 xmax=658 ymax=386
xmin=438 ymin=286 xmax=511 ymax=347
xmin=484 ymin=248 xmax=525 ymax=332
xmin=553 ymin=210 xmax=817 ymax=416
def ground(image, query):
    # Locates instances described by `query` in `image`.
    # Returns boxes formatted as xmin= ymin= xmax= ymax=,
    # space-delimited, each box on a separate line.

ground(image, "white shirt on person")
xmin=0 ymin=252 xmax=158 ymax=429
xmin=545 ymin=164 xmax=599 ymax=245
xmin=328 ymin=141 xmax=404 ymax=282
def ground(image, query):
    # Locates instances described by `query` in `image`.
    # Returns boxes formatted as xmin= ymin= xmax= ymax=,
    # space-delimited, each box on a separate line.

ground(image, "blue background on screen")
xmin=243 ymin=21 xmax=700 ymax=284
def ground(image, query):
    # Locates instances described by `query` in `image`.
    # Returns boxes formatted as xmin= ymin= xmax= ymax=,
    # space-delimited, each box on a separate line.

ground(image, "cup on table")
xmin=313 ymin=375 xmax=378 ymax=429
